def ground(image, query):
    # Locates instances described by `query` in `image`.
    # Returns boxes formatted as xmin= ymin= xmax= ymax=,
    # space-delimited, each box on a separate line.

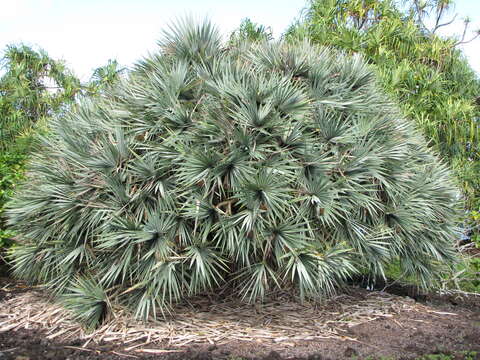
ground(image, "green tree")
xmin=0 ymin=44 xmax=81 ymax=151
xmin=230 ymin=18 xmax=273 ymax=44
xmin=86 ymin=59 xmax=125 ymax=96
xmin=286 ymin=0 xmax=480 ymax=208
xmin=8 ymin=20 xmax=459 ymax=328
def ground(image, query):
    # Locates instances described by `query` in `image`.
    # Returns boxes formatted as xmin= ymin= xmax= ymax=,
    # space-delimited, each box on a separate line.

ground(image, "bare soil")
xmin=0 ymin=278 xmax=479 ymax=360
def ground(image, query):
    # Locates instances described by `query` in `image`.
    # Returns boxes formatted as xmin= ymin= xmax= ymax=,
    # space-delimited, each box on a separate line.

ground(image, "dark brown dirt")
xmin=0 ymin=278 xmax=479 ymax=360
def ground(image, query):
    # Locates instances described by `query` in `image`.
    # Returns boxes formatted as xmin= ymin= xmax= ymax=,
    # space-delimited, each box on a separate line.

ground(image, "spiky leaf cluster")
xmin=8 ymin=20 xmax=460 ymax=327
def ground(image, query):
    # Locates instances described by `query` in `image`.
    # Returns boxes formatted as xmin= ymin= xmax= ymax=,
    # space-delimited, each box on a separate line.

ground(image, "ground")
xmin=0 ymin=278 xmax=479 ymax=360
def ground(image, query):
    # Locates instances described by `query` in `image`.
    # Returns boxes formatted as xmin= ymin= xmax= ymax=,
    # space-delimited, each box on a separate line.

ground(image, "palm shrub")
xmin=8 ymin=20 xmax=460 ymax=327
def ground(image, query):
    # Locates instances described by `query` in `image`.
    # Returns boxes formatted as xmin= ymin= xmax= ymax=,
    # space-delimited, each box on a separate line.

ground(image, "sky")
xmin=1 ymin=0 xmax=479 ymax=81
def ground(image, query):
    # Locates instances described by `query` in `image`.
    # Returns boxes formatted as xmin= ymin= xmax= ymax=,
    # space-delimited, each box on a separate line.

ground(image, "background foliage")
xmin=0 ymin=44 xmax=81 ymax=151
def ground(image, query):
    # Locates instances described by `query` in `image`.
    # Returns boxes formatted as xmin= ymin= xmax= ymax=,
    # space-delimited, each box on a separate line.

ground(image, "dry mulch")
xmin=0 ymin=278 xmax=479 ymax=360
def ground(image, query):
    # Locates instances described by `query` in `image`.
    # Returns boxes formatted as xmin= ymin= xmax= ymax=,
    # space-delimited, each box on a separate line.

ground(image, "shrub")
xmin=8 ymin=20 xmax=461 ymax=327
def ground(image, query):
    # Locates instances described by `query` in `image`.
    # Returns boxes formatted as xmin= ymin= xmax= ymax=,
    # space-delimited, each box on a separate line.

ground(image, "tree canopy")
xmin=0 ymin=44 xmax=81 ymax=151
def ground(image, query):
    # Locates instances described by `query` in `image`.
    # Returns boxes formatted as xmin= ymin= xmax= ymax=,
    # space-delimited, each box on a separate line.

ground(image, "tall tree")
xmin=0 ymin=44 xmax=81 ymax=151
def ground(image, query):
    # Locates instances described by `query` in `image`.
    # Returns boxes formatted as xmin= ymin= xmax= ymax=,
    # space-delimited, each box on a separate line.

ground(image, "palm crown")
xmin=8 ymin=19 xmax=460 ymax=329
